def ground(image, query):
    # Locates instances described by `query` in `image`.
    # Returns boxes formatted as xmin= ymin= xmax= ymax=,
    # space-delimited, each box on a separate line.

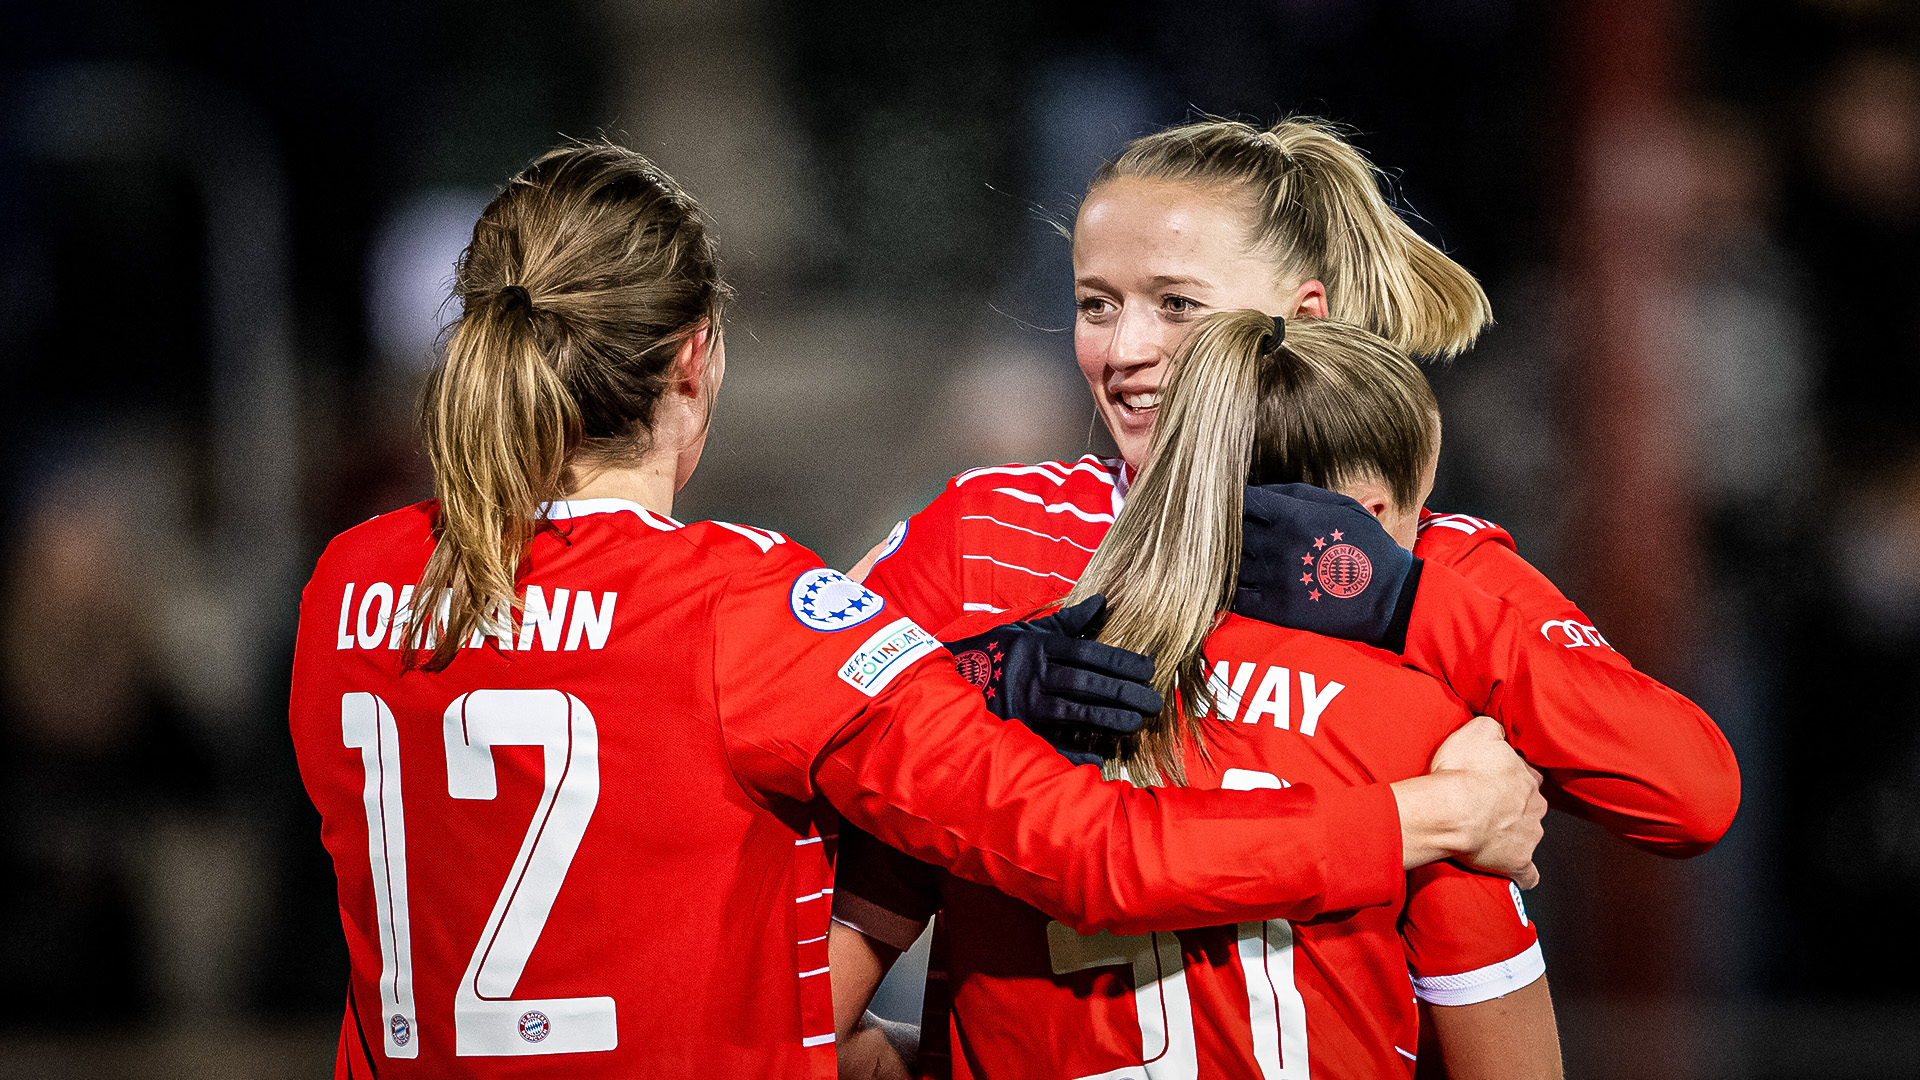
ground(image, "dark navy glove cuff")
xmin=1381 ymin=556 xmax=1422 ymax=654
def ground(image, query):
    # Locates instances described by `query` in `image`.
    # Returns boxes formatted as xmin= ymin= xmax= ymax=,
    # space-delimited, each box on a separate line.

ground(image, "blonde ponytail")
xmin=1094 ymin=118 xmax=1492 ymax=358
xmin=403 ymin=142 xmax=729 ymax=671
xmin=1066 ymin=311 xmax=1438 ymax=786
xmin=1063 ymin=309 xmax=1272 ymax=786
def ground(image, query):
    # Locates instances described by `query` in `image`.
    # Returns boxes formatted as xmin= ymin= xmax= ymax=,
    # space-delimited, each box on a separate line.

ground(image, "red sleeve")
xmin=1399 ymin=553 xmax=1740 ymax=858
xmin=832 ymin=824 xmax=943 ymax=952
xmin=708 ymin=537 xmax=1407 ymax=933
xmin=862 ymin=482 xmax=967 ymax=631
xmin=1400 ymin=863 xmax=1543 ymax=1006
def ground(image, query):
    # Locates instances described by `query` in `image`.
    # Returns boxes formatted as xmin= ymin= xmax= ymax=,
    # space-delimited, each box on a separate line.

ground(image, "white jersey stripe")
xmin=989 ymin=487 xmax=1116 ymax=524
xmin=955 ymin=457 xmax=1123 ymax=490
xmin=962 ymin=553 xmax=1079 ymax=585
xmin=543 ymin=498 xmax=682 ymax=531
xmin=1410 ymin=940 xmax=1547 ymax=1007
xmin=960 ymin=515 xmax=1100 ymax=554
xmin=963 ymin=602 xmax=1009 ymax=613
xmin=801 ymin=1033 xmax=836 ymax=1048
xmin=710 ymin=520 xmax=789 ymax=552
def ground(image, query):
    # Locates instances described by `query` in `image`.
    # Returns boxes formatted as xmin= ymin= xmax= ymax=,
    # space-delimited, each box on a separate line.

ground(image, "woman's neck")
xmin=563 ymin=454 xmax=680 ymax=518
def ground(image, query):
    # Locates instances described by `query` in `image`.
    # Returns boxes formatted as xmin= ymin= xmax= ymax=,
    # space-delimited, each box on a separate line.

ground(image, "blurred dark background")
xmin=3 ymin=0 xmax=1918 ymax=1076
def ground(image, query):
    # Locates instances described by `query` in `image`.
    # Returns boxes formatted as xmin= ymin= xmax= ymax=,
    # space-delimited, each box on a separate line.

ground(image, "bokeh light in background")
xmin=3 ymin=0 xmax=1919 ymax=1076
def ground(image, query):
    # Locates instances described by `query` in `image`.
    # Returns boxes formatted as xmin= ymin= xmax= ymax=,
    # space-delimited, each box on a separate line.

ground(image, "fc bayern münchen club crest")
xmin=953 ymin=643 xmax=1003 ymax=692
xmin=519 ymin=1010 xmax=550 ymax=1043
xmin=1297 ymin=532 xmax=1373 ymax=601
xmin=390 ymin=1013 xmax=411 ymax=1047
xmin=1316 ymin=542 xmax=1373 ymax=598
xmin=790 ymin=568 xmax=886 ymax=631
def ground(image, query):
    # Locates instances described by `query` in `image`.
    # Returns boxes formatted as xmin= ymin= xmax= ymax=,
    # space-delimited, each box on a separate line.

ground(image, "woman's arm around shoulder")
xmin=1414 ymin=514 xmax=1741 ymax=857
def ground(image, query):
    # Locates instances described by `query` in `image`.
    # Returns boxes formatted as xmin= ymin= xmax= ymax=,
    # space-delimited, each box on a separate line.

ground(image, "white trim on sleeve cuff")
xmin=1411 ymin=940 xmax=1547 ymax=1007
xmin=830 ymin=892 xmax=930 ymax=954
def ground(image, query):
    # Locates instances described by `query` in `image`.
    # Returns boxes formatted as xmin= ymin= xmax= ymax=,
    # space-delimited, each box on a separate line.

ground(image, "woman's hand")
xmin=1392 ymin=718 xmax=1548 ymax=888
xmin=1233 ymin=483 xmax=1421 ymax=649
xmin=942 ymin=595 xmax=1162 ymax=765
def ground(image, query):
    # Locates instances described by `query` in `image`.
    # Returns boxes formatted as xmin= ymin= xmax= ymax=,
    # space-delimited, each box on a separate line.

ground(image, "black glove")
xmin=944 ymin=594 xmax=1162 ymax=766
xmin=1233 ymin=483 xmax=1422 ymax=652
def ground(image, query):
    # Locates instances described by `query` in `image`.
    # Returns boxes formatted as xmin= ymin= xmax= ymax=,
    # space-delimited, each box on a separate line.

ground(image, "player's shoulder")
xmin=950 ymin=455 xmax=1128 ymax=495
xmin=944 ymin=455 xmax=1130 ymax=516
xmin=1414 ymin=507 xmax=1517 ymax=564
xmin=1210 ymin=612 xmax=1463 ymax=702
xmin=314 ymin=500 xmax=437 ymax=576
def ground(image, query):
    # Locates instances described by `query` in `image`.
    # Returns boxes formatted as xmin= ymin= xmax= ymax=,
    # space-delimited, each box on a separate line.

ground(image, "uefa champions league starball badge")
xmin=789 ymin=568 xmax=886 ymax=631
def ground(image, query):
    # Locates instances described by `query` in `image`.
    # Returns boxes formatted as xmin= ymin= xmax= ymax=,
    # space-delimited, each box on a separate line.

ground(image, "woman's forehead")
xmin=1074 ymin=179 xmax=1266 ymax=277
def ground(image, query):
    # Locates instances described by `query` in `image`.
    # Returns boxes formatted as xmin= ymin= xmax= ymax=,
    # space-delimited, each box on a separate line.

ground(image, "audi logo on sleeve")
xmin=1540 ymin=619 xmax=1612 ymax=650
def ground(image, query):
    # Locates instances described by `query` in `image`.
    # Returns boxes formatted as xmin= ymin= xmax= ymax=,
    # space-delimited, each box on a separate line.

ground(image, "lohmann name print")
xmin=335 ymin=582 xmax=619 ymax=652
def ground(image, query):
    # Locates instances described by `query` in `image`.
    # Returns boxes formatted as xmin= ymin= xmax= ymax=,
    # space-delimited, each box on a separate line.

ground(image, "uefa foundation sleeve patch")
xmin=838 ymin=618 xmax=940 ymax=696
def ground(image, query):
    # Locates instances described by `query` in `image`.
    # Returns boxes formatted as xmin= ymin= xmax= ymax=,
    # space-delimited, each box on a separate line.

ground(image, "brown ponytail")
xmin=404 ymin=142 xmax=731 ymax=671
xmin=1091 ymin=118 xmax=1492 ymax=358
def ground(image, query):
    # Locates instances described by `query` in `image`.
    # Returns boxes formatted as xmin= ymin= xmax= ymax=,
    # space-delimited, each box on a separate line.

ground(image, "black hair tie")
xmin=1260 ymin=315 xmax=1286 ymax=357
xmin=500 ymin=284 xmax=533 ymax=314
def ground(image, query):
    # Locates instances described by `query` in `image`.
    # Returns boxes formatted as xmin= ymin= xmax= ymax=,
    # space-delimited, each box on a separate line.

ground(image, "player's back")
xmin=291 ymin=499 xmax=843 ymax=1078
xmin=924 ymin=614 xmax=1476 ymax=1080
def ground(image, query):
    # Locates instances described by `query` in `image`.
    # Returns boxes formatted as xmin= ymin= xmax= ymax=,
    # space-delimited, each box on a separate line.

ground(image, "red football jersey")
xmin=862 ymin=458 xmax=1739 ymax=855
xmin=834 ymin=614 xmax=1542 ymax=1079
xmin=290 ymin=498 xmax=1410 ymax=1079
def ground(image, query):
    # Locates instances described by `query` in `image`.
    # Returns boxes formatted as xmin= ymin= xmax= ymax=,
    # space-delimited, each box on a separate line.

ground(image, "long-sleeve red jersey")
xmin=289 ymin=498 xmax=1405 ymax=1079
xmin=834 ymin=613 xmax=1544 ymax=1080
xmin=862 ymin=458 xmax=1740 ymax=856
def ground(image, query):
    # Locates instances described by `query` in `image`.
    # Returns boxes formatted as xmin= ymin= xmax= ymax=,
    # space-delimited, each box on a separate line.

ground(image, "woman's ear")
xmin=1339 ymin=475 xmax=1393 ymax=522
xmin=1290 ymin=279 xmax=1329 ymax=320
xmin=672 ymin=324 xmax=713 ymax=396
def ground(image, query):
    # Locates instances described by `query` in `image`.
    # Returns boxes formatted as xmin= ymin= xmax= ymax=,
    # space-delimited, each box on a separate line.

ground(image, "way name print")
xmin=1203 ymin=660 xmax=1346 ymax=736
xmin=334 ymin=582 xmax=618 ymax=652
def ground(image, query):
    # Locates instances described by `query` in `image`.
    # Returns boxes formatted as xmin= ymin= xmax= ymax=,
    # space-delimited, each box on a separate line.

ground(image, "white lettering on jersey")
xmin=467 ymin=598 xmax=517 ymax=650
xmin=838 ymin=618 xmax=940 ymax=697
xmin=388 ymin=585 xmax=416 ymax=648
xmin=1242 ymin=666 xmax=1292 ymax=727
xmin=1203 ymin=662 xmax=1345 ymax=737
xmin=1206 ymin=661 xmax=1259 ymax=721
xmin=336 ymin=583 xmax=618 ymax=652
xmin=357 ymin=582 xmax=396 ymax=649
xmin=337 ymin=583 xmax=358 ymax=649
xmin=517 ymin=587 xmax=569 ymax=651
xmin=563 ymin=591 xmax=616 ymax=651
xmin=1297 ymin=673 xmax=1344 ymax=737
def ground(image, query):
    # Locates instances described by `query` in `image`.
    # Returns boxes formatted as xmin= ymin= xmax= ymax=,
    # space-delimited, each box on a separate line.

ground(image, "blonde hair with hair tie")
xmin=1092 ymin=117 xmax=1492 ymax=359
xmin=1063 ymin=310 xmax=1438 ymax=786
xmin=404 ymin=141 xmax=731 ymax=672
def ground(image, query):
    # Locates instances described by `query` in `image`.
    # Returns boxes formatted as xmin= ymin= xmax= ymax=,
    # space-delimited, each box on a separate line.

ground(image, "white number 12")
xmin=342 ymin=689 xmax=614 ymax=1058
